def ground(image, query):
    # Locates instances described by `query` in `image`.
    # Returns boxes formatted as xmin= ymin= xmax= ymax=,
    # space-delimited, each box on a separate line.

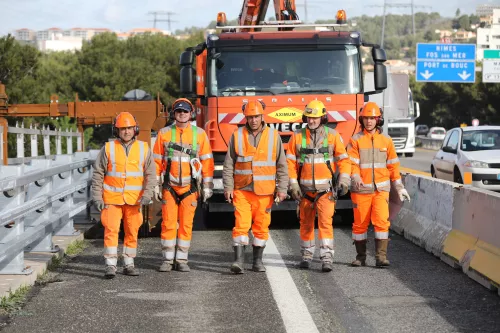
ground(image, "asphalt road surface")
xmin=399 ymin=148 xmax=437 ymax=174
xmin=5 ymin=211 xmax=500 ymax=333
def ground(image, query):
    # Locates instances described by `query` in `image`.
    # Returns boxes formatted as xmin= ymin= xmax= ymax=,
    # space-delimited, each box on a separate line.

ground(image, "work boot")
xmin=158 ymin=260 xmax=173 ymax=272
xmin=104 ymin=265 xmax=116 ymax=279
xmin=351 ymin=240 xmax=367 ymax=267
xmin=375 ymin=239 xmax=390 ymax=267
xmin=321 ymin=251 xmax=334 ymax=272
xmin=176 ymin=261 xmax=191 ymax=272
xmin=299 ymin=248 xmax=314 ymax=269
xmin=252 ymin=246 xmax=266 ymax=272
xmin=123 ymin=265 xmax=139 ymax=276
xmin=230 ymin=245 xmax=245 ymax=274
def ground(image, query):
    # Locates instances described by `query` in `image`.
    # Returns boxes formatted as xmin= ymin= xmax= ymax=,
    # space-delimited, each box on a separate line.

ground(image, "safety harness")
xmin=162 ymin=125 xmax=202 ymax=204
xmin=298 ymin=126 xmax=338 ymax=204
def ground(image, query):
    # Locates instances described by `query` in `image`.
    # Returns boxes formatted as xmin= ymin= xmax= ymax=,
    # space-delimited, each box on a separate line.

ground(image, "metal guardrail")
xmin=0 ymin=122 xmax=83 ymax=165
xmin=416 ymin=136 xmax=444 ymax=150
xmin=0 ymin=152 xmax=97 ymax=275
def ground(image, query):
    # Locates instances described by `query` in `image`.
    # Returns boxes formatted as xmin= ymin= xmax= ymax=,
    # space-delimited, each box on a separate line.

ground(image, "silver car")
xmin=431 ymin=125 xmax=500 ymax=192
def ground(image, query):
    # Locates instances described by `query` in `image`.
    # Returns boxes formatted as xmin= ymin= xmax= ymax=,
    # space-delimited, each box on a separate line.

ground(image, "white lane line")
xmin=264 ymin=235 xmax=320 ymax=333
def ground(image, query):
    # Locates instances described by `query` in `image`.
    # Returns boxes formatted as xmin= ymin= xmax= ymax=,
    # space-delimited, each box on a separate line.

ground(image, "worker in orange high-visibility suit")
xmin=347 ymin=101 xmax=410 ymax=267
xmin=223 ymin=100 xmax=289 ymax=274
xmin=91 ymin=112 xmax=156 ymax=279
xmin=153 ymin=98 xmax=214 ymax=273
xmin=287 ymin=100 xmax=351 ymax=272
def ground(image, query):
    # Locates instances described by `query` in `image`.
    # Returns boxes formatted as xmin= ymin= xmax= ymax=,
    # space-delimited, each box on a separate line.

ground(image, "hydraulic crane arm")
xmin=238 ymin=0 xmax=298 ymax=31
xmin=0 ymin=83 xmax=167 ymax=143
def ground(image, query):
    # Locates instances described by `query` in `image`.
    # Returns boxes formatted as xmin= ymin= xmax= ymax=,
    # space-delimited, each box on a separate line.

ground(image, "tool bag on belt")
xmin=298 ymin=127 xmax=338 ymax=204
xmin=162 ymin=125 xmax=201 ymax=204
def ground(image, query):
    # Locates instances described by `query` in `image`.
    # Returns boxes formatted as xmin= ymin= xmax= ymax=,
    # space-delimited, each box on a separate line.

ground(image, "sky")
xmin=0 ymin=0 xmax=497 ymax=36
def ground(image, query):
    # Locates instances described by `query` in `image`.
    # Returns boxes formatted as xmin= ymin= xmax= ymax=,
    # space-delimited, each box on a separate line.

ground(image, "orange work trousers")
xmin=299 ymin=191 xmax=335 ymax=255
xmin=232 ymin=190 xmax=274 ymax=247
xmin=161 ymin=186 xmax=198 ymax=262
xmin=351 ymin=191 xmax=390 ymax=241
xmin=101 ymin=204 xmax=143 ymax=267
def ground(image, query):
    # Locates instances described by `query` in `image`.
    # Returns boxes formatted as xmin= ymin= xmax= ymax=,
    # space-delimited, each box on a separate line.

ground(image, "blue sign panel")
xmin=416 ymin=43 xmax=476 ymax=83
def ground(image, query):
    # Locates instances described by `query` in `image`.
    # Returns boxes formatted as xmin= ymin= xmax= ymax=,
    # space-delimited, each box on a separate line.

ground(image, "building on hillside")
xmin=476 ymin=4 xmax=500 ymax=17
xmin=63 ymin=28 xmax=111 ymax=40
xmin=454 ymin=30 xmax=476 ymax=41
xmin=476 ymin=9 xmax=500 ymax=60
xmin=36 ymin=32 xmax=83 ymax=52
xmin=14 ymin=28 xmax=36 ymax=41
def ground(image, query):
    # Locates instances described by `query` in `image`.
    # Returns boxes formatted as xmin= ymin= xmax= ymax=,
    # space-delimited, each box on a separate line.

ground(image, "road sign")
xmin=416 ymin=43 xmax=476 ymax=83
xmin=472 ymin=119 xmax=479 ymax=127
xmin=483 ymin=50 xmax=500 ymax=83
xmin=484 ymin=50 xmax=500 ymax=59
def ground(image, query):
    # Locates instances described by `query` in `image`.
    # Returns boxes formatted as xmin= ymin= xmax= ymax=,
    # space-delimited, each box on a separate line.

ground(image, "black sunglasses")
xmin=175 ymin=110 xmax=191 ymax=113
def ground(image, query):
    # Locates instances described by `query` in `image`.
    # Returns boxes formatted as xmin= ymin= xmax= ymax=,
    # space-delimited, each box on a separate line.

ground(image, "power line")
xmin=147 ymin=11 xmax=177 ymax=31
xmin=369 ymin=1 xmax=431 ymax=48
xmin=295 ymin=0 xmax=329 ymax=23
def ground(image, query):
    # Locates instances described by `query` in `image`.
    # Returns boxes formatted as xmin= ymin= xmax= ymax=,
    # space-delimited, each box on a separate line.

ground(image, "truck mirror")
xmin=374 ymin=63 xmax=387 ymax=90
xmin=415 ymin=102 xmax=420 ymax=118
xmin=179 ymin=51 xmax=194 ymax=66
xmin=372 ymin=48 xmax=387 ymax=62
xmin=180 ymin=67 xmax=196 ymax=96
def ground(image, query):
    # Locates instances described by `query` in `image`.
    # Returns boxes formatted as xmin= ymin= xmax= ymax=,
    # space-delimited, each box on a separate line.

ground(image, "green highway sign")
xmin=484 ymin=50 xmax=500 ymax=59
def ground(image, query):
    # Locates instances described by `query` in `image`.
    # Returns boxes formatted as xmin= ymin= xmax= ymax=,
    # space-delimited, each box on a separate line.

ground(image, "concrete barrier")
xmin=390 ymin=174 xmax=457 ymax=257
xmin=390 ymin=174 xmax=500 ymax=296
xmin=416 ymin=136 xmax=443 ymax=150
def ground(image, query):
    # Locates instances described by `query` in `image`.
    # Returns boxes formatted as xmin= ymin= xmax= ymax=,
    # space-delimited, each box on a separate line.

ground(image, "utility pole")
xmin=148 ymin=11 xmax=177 ymax=31
xmin=295 ymin=0 xmax=329 ymax=23
xmin=369 ymin=1 xmax=431 ymax=48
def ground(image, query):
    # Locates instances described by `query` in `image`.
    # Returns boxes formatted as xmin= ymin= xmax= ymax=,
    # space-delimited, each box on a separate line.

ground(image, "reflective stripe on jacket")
xmin=347 ymin=130 xmax=403 ymax=194
xmin=287 ymin=125 xmax=350 ymax=192
xmin=153 ymin=123 xmax=214 ymax=189
xmin=103 ymin=140 xmax=147 ymax=205
xmin=233 ymin=126 xmax=278 ymax=195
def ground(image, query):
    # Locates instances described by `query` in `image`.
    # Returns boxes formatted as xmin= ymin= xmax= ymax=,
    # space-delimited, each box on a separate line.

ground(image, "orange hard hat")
xmin=114 ymin=112 xmax=137 ymax=128
xmin=243 ymin=100 xmax=265 ymax=116
xmin=360 ymin=102 xmax=382 ymax=117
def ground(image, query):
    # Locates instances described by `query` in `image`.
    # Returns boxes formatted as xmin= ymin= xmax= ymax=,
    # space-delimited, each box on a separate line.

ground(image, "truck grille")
xmin=388 ymin=127 xmax=409 ymax=137
xmin=489 ymin=163 xmax=500 ymax=169
xmin=391 ymin=137 xmax=407 ymax=149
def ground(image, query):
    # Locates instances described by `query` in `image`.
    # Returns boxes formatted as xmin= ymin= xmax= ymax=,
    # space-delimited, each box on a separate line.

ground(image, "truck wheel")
xmin=405 ymin=153 xmax=413 ymax=157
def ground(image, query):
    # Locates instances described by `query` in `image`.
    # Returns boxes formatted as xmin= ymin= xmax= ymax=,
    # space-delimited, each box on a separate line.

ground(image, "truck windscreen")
xmin=208 ymin=45 xmax=361 ymax=97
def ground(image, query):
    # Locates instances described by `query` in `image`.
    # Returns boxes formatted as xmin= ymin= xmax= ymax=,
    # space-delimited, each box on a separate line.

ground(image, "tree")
xmin=455 ymin=9 xmax=460 ymax=17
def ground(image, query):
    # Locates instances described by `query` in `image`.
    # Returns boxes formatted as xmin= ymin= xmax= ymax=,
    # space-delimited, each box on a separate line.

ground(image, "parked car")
xmin=427 ymin=127 xmax=446 ymax=140
xmin=415 ymin=124 xmax=429 ymax=136
xmin=431 ymin=125 xmax=500 ymax=192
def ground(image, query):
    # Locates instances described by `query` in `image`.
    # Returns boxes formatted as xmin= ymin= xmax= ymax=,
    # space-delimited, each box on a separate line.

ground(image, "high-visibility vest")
xmin=103 ymin=140 xmax=148 ymax=205
xmin=348 ymin=130 xmax=402 ymax=193
xmin=233 ymin=126 xmax=278 ymax=195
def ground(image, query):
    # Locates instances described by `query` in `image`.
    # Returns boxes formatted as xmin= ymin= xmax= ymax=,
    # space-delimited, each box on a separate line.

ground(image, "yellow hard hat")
xmin=303 ymin=100 xmax=326 ymax=118
xmin=360 ymin=101 xmax=381 ymax=117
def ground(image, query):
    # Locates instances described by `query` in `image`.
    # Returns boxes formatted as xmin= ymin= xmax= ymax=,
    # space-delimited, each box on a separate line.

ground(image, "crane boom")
xmin=238 ymin=0 xmax=298 ymax=31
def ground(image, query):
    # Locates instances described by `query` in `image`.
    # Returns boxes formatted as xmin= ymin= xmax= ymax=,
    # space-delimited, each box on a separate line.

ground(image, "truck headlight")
xmin=463 ymin=160 xmax=489 ymax=168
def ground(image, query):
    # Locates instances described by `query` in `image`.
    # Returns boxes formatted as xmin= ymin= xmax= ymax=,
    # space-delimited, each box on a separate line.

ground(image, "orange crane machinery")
xmin=0 ymin=82 xmax=168 ymax=163
xmin=178 ymin=2 xmax=388 ymax=219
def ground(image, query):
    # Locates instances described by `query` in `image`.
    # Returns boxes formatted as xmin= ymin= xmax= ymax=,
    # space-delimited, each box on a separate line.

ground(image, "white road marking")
xmin=264 ymin=235 xmax=319 ymax=333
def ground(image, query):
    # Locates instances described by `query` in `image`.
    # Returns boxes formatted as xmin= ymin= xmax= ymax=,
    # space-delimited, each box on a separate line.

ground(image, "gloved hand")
xmin=352 ymin=174 xmax=364 ymax=191
xmin=275 ymin=191 xmax=288 ymax=204
xmin=154 ymin=175 xmax=162 ymax=201
xmin=290 ymin=183 xmax=302 ymax=201
xmin=398 ymin=188 xmax=411 ymax=202
xmin=203 ymin=188 xmax=213 ymax=203
xmin=140 ymin=197 xmax=151 ymax=205
xmin=94 ymin=200 xmax=105 ymax=212
xmin=338 ymin=182 xmax=349 ymax=196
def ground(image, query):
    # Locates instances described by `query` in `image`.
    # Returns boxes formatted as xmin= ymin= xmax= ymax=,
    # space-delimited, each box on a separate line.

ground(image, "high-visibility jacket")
xmin=233 ymin=126 xmax=279 ymax=195
xmin=103 ymin=140 xmax=148 ymax=205
xmin=347 ymin=129 xmax=403 ymax=193
xmin=153 ymin=123 xmax=214 ymax=189
xmin=287 ymin=125 xmax=350 ymax=192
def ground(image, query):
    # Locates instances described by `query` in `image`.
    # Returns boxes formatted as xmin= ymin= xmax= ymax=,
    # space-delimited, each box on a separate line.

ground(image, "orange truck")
xmin=178 ymin=0 xmax=388 ymax=214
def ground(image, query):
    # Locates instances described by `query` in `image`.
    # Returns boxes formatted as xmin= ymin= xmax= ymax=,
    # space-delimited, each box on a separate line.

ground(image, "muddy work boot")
xmin=299 ymin=248 xmax=314 ymax=269
xmin=175 ymin=261 xmax=191 ymax=272
xmin=351 ymin=240 xmax=367 ymax=267
xmin=252 ymin=246 xmax=266 ymax=272
xmin=158 ymin=260 xmax=173 ymax=272
xmin=320 ymin=251 xmax=334 ymax=272
xmin=375 ymin=239 xmax=390 ymax=267
xmin=230 ymin=245 xmax=245 ymax=274
xmin=104 ymin=265 xmax=116 ymax=279
xmin=123 ymin=265 xmax=139 ymax=276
